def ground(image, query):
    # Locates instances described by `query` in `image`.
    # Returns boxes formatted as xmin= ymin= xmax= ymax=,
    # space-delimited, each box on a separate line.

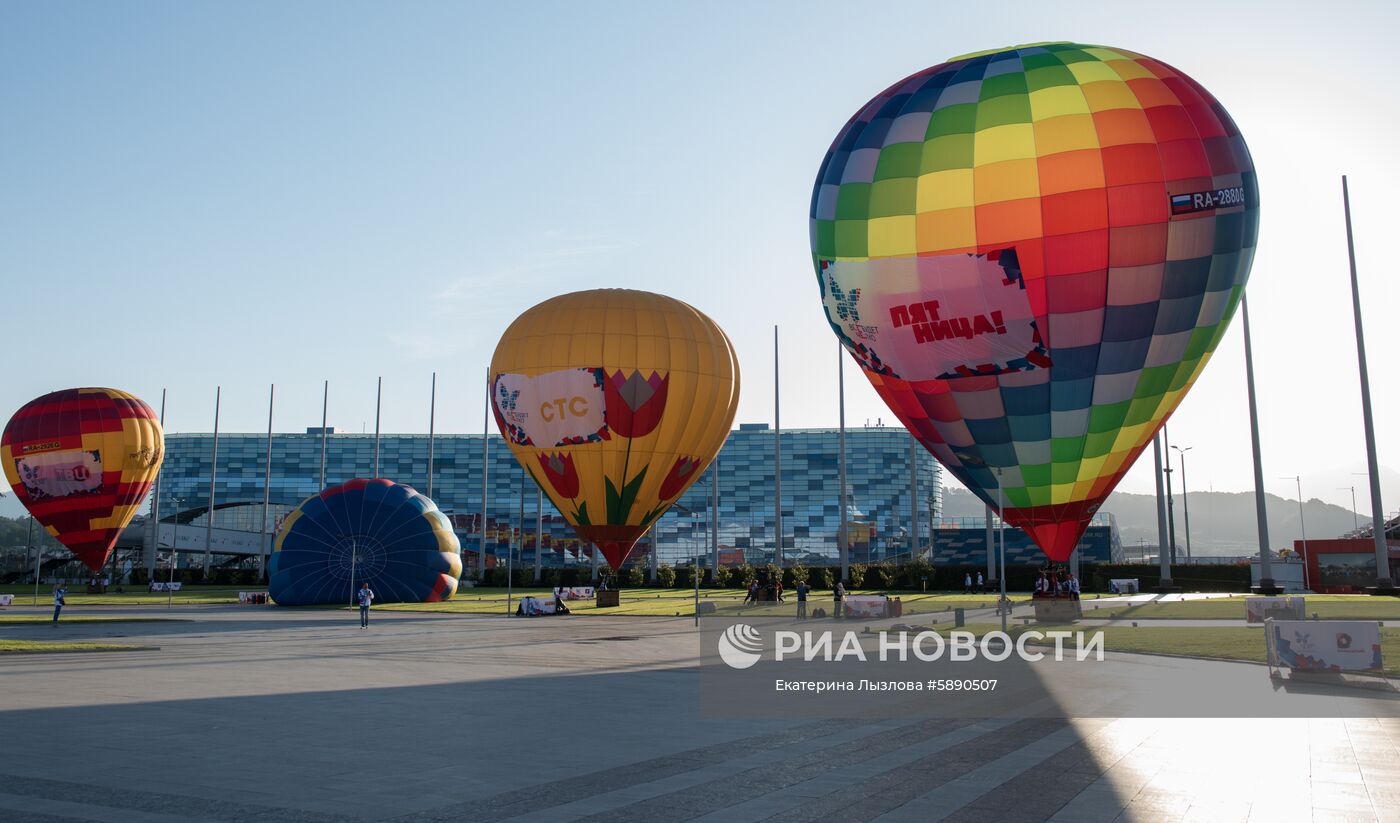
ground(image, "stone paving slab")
xmin=3 ymin=608 xmax=1399 ymax=821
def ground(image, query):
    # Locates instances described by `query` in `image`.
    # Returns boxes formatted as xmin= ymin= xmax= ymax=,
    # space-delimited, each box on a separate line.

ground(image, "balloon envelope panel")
xmin=1 ymin=388 xmax=164 ymax=572
xmin=811 ymin=43 xmax=1257 ymax=560
xmin=490 ymin=289 xmax=740 ymax=569
xmin=269 ymin=478 xmax=461 ymax=606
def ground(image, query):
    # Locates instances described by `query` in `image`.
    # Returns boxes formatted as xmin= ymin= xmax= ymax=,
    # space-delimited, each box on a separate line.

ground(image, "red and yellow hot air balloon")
xmin=490 ymin=290 xmax=739 ymax=569
xmin=2 ymin=388 xmax=164 ymax=572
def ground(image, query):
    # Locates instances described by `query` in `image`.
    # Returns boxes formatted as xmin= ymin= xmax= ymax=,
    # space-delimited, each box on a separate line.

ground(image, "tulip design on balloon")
xmin=491 ymin=290 xmax=739 ymax=571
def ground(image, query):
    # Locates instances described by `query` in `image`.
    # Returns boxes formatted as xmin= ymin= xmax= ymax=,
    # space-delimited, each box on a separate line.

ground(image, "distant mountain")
xmin=941 ymin=487 xmax=1367 ymax=555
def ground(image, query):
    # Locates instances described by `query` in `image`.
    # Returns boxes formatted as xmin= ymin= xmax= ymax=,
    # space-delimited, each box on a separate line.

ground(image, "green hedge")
xmin=462 ymin=560 xmax=1252 ymax=593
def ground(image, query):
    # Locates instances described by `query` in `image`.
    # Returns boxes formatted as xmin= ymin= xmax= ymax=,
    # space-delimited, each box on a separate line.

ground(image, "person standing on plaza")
xmin=795 ymin=580 xmax=809 ymax=619
xmin=976 ymin=571 xmax=984 ymax=595
xmin=51 ymin=585 xmax=66 ymax=625
xmin=357 ymin=582 xmax=374 ymax=628
xmin=833 ymin=580 xmax=846 ymax=619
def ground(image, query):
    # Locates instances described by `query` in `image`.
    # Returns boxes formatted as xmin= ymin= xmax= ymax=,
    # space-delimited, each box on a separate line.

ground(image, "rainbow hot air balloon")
xmin=2 ymin=388 xmax=164 ymax=572
xmin=269 ymin=478 xmax=461 ymax=606
xmin=490 ymin=289 xmax=740 ymax=569
xmin=810 ymin=43 xmax=1257 ymax=560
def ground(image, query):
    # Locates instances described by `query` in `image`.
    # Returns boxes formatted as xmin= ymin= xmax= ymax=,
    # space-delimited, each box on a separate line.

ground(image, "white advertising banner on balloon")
xmin=15 ymin=450 xmax=103 ymax=500
xmin=820 ymin=248 xmax=1049 ymax=382
xmin=494 ymin=369 xmax=608 ymax=447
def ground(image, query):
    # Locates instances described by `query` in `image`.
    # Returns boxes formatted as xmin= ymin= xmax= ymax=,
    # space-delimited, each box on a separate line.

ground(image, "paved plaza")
xmin=2 ymin=606 xmax=1399 ymax=822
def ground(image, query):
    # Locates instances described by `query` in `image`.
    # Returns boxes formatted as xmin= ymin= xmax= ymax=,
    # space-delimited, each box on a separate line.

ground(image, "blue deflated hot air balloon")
xmin=269 ymin=478 xmax=462 ymax=606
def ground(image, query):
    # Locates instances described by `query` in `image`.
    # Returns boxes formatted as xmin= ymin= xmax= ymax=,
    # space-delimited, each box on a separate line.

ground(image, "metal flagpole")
xmin=319 ymin=380 xmax=328 ymax=490
xmin=203 ymin=386 xmax=220 ymax=577
xmin=1173 ymin=445 xmax=1193 ymax=561
xmin=149 ymin=389 xmax=165 ymax=581
xmin=774 ymin=325 xmax=782 ymax=566
xmin=694 ymin=524 xmax=701 ymax=626
xmin=710 ymin=459 xmax=719 ymax=573
xmin=1241 ymin=296 xmax=1275 ymax=592
xmin=649 ymin=521 xmax=659 ymax=583
xmin=1341 ymin=176 xmax=1394 ymax=592
xmin=517 ymin=476 xmax=525 ymax=588
xmin=985 ymin=507 xmax=995 ymax=588
xmin=509 ymin=475 xmax=520 ymax=614
xmin=373 ymin=376 xmax=382 ymax=477
xmin=480 ymin=368 xmax=490 ymax=578
xmin=348 ymin=536 xmax=357 ymax=607
xmin=28 ymin=516 xmax=37 ymax=605
xmin=909 ymin=434 xmax=918 ymax=563
xmin=427 ymin=372 xmax=437 ymax=499
xmin=534 ymin=486 xmax=543 ymax=583
xmin=997 ymin=469 xmax=1007 ymax=633
xmin=1163 ymin=424 xmax=1178 ymax=564
xmin=260 ymin=385 xmax=274 ymax=581
xmin=837 ymin=341 xmax=848 ymax=585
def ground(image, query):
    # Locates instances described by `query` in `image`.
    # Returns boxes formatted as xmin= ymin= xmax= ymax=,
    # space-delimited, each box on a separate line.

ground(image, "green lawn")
xmin=935 ymin=623 xmax=1400 ymax=676
xmin=0 ymin=639 xmax=152 ymax=654
xmin=0 ymin=585 xmax=252 ymax=606
xmin=0 ymin=616 xmax=184 ymax=625
xmin=1088 ymin=595 xmax=1400 ymax=622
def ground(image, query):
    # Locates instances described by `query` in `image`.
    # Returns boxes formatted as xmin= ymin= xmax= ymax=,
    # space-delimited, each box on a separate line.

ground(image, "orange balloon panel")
xmin=2 ymin=388 xmax=164 ymax=572
xmin=490 ymin=290 xmax=739 ymax=568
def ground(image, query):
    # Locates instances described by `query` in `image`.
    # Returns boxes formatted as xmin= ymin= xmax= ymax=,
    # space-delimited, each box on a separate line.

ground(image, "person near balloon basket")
xmin=795 ymin=581 xmax=809 ymax=619
xmin=833 ymin=580 xmax=846 ymax=618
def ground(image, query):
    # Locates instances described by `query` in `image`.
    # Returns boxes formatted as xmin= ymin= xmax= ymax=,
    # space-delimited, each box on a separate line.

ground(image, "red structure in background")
xmin=1295 ymin=538 xmax=1400 ymax=593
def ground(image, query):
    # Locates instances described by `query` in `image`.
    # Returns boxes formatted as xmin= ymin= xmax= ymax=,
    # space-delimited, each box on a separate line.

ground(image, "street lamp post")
xmin=1172 ymin=445 xmax=1193 ymax=562
xmin=1339 ymin=485 xmax=1359 ymax=533
xmin=1282 ymin=475 xmax=1310 ymax=591
xmin=1163 ymin=425 xmax=1178 ymax=564
xmin=169 ymin=497 xmax=185 ymax=608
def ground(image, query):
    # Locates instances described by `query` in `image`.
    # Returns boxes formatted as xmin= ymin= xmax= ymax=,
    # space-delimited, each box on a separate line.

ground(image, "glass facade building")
xmin=158 ymin=424 xmax=940 ymax=568
xmin=156 ymin=424 xmax=1120 ymax=569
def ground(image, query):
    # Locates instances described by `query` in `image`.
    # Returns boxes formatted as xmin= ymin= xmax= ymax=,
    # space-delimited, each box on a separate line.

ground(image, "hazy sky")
xmin=2 ymin=1 xmax=1397 ymax=515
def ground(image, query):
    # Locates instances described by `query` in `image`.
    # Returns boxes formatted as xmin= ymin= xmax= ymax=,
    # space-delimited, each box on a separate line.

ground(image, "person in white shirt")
xmin=52 ymin=585 xmax=66 ymax=624
xmin=975 ymin=572 xmax=984 ymax=594
xmin=963 ymin=573 xmax=972 ymax=594
xmin=357 ymin=582 xmax=374 ymax=628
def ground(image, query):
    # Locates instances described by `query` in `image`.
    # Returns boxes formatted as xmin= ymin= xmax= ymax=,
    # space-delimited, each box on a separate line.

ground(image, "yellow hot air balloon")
xmin=490 ymin=289 xmax=739 ymax=569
